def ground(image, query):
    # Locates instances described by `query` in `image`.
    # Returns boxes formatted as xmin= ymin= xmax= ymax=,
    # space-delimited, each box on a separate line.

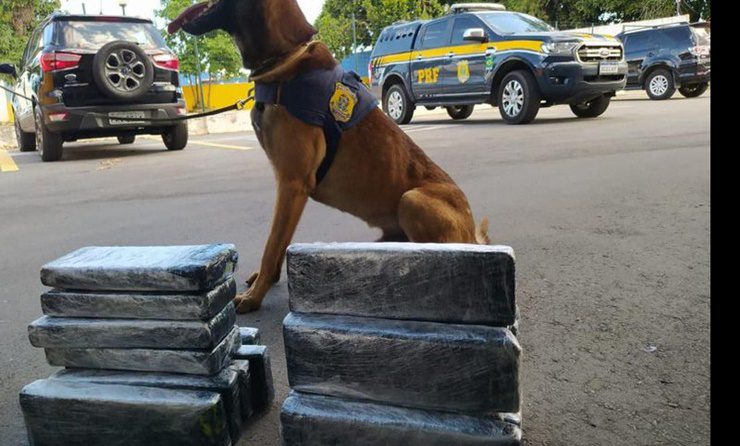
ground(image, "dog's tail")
xmin=475 ymin=217 xmax=491 ymax=245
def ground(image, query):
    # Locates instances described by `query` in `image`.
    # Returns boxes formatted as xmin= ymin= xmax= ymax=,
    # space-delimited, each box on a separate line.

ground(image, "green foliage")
xmin=156 ymin=0 xmax=242 ymax=79
xmin=315 ymin=0 xmax=446 ymax=60
xmin=434 ymin=1 xmax=710 ymax=28
xmin=0 ymin=0 xmax=59 ymax=66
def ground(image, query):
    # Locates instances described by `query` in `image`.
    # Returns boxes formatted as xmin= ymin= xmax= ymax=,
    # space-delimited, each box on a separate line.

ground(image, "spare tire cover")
xmin=92 ymin=40 xmax=154 ymax=100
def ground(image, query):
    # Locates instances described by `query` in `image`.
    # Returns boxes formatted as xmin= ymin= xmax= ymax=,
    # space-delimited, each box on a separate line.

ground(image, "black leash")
xmin=0 ymin=83 xmax=254 ymax=122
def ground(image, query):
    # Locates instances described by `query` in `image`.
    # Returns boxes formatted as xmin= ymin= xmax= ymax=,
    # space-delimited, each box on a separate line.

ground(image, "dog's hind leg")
xmin=397 ymin=185 xmax=478 ymax=244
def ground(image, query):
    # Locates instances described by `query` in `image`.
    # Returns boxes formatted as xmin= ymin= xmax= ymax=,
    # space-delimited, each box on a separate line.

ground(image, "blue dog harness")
xmin=254 ymin=65 xmax=378 ymax=184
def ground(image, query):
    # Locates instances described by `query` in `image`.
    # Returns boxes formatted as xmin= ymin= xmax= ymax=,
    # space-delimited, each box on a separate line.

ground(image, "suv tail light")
xmin=152 ymin=53 xmax=179 ymax=71
xmin=689 ymin=45 xmax=710 ymax=56
xmin=40 ymin=52 xmax=82 ymax=72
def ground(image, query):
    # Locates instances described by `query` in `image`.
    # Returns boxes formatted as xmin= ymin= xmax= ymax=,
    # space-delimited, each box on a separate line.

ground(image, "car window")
xmin=42 ymin=23 xmax=54 ymax=46
xmin=25 ymin=29 xmax=43 ymax=66
xmin=451 ymin=16 xmax=486 ymax=45
xmin=479 ymin=12 xmax=553 ymax=34
xmin=659 ymin=27 xmax=692 ymax=48
xmin=57 ymin=21 xmax=166 ymax=50
xmin=624 ymin=32 xmax=658 ymax=53
xmin=421 ymin=19 xmax=451 ymax=49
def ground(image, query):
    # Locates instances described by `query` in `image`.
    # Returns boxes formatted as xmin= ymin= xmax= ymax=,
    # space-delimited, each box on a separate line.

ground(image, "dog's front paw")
xmin=234 ymin=290 xmax=263 ymax=313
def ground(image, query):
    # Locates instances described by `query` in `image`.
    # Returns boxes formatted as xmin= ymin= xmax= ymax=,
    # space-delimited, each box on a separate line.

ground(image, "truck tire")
xmin=92 ymin=41 xmax=154 ymax=101
xmin=383 ymin=84 xmax=414 ymax=125
xmin=15 ymin=115 xmax=36 ymax=152
xmin=498 ymin=70 xmax=540 ymax=124
xmin=446 ymin=105 xmax=474 ymax=120
xmin=162 ymin=123 xmax=188 ymax=151
xmin=35 ymin=107 xmax=64 ymax=162
xmin=117 ymin=135 xmax=136 ymax=144
xmin=570 ymin=95 xmax=611 ymax=118
xmin=645 ymin=69 xmax=675 ymax=100
xmin=678 ymin=82 xmax=708 ymax=98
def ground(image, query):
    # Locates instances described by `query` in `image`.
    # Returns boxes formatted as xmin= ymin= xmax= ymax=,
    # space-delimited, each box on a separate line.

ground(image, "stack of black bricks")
xmin=20 ymin=244 xmax=274 ymax=446
xmin=280 ymin=242 xmax=522 ymax=446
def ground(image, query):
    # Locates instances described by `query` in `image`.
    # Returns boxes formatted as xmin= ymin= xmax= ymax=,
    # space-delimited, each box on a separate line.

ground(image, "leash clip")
xmin=236 ymin=92 xmax=255 ymax=110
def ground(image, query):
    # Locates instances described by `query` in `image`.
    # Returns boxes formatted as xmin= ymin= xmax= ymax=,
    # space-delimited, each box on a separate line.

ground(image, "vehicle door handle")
xmin=416 ymin=54 xmax=422 ymax=60
xmin=447 ymin=52 xmax=454 ymax=58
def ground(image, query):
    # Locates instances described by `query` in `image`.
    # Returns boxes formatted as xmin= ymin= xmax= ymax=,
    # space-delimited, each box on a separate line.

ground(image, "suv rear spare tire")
xmin=446 ymin=105 xmax=474 ymax=120
xmin=570 ymin=95 xmax=611 ymax=118
xmin=645 ymin=69 xmax=675 ymax=100
xmin=117 ymin=135 xmax=136 ymax=144
xmin=498 ymin=70 xmax=541 ymax=124
xmin=383 ymin=84 xmax=414 ymax=125
xmin=35 ymin=107 xmax=64 ymax=162
xmin=93 ymin=40 xmax=154 ymax=101
xmin=678 ymin=82 xmax=708 ymax=98
xmin=162 ymin=123 xmax=188 ymax=151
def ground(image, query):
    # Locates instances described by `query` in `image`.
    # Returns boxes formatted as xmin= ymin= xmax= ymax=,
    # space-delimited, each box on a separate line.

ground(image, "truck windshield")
xmin=56 ymin=21 xmax=166 ymax=50
xmin=479 ymin=12 xmax=554 ymax=34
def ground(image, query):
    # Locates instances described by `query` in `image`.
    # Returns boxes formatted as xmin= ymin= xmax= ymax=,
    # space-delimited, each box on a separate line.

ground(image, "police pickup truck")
xmin=369 ymin=3 xmax=628 ymax=124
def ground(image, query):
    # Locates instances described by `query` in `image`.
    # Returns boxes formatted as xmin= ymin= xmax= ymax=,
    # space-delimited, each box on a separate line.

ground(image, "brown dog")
xmin=169 ymin=0 xmax=489 ymax=313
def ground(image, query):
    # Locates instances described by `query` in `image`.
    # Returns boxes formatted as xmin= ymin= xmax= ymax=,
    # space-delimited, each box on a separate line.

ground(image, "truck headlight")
xmin=541 ymin=42 xmax=578 ymax=56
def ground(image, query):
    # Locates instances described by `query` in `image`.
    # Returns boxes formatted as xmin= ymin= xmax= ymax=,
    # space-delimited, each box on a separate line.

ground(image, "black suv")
xmin=616 ymin=22 xmax=710 ymax=100
xmin=369 ymin=3 xmax=627 ymax=124
xmin=0 ymin=13 xmax=188 ymax=161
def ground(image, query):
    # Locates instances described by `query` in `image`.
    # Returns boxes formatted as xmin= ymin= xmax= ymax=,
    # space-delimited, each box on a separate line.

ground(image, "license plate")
xmin=109 ymin=111 xmax=149 ymax=125
xmin=599 ymin=62 xmax=619 ymax=75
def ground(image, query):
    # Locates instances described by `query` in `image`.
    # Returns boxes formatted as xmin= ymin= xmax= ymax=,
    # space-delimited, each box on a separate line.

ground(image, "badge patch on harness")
xmin=329 ymin=82 xmax=357 ymax=123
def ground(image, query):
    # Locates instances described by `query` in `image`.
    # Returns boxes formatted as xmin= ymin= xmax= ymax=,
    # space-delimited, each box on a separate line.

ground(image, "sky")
xmin=59 ymin=0 xmax=326 ymax=25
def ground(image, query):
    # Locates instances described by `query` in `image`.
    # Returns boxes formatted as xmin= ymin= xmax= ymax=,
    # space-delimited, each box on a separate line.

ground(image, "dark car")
xmin=616 ymin=22 xmax=710 ymax=100
xmin=369 ymin=3 xmax=627 ymax=125
xmin=0 ymin=13 xmax=188 ymax=161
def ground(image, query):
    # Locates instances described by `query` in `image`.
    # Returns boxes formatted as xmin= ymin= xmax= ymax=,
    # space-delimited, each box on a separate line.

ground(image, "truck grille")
xmin=577 ymin=45 xmax=623 ymax=63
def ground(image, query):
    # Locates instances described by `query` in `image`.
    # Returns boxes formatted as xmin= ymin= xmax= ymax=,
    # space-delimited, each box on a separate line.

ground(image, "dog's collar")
xmin=249 ymin=41 xmax=318 ymax=83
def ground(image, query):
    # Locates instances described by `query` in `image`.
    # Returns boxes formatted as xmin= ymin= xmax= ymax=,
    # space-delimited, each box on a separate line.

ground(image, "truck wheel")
xmin=678 ymin=82 xmax=708 ymax=98
xmin=570 ymin=95 xmax=611 ymax=118
xmin=34 ymin=107 xmax=64 ymax=162
xmin=645 ymin=69 xmax=675 ymax=100
xmin=15 ymin=114 xmax=36 ymax=152
xmin=162 ymin=123 xmax=188 ymax=151
xmin=117 ymin=135 xmax=136 ymax=144
xmin=383 ymin=84 xmax=414 ymax=125
xmin=498 ymin=70 xmax=540 ymax=124
xmin=446 ymin=105 xmax=474 ymax=120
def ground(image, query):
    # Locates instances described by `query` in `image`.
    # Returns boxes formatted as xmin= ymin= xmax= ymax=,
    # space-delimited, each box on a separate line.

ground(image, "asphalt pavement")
xmin=0 ymin=90 xmax=710 ymax=445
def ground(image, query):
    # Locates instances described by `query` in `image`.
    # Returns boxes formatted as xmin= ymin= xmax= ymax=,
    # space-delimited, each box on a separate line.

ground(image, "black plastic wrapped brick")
xmin=40 ymin=277 xmax=236 ymax=320
xmin=44 ymin=326 xmax=241 ymax=376
xmin=233 ymin=343 xmax=275 ymax=413
xmin=287 ymin=242 xmax=516 ymax=326
xmin=48 ymin=360 xmax=251 ymax=442
xmin=40 ymin=244 xmax=238 ymax=291
xmin=283 ymin=312 xmax=520 ymax=413
xmin=280 ymin=392 xmax=522 ymax=446
xmin=29 ymin=302 xmax=236 ymax=350
xmin=20 ymin=379 xmax=231 ymax=446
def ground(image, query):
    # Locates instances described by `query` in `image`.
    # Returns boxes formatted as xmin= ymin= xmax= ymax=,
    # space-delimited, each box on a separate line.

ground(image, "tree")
xmin=156 ymin=0 xmax=242 ymax=86
xmin=315 ymin=0 xmax=445 ymax=60
xmin=0 ymin=0 xmax=59 ymax=66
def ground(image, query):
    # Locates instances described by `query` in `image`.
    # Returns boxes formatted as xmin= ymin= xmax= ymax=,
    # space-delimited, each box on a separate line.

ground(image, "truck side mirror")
xmin=463 ymin=28 xmax=488 ymax=43
xmin=0 ymin=63 xmax=18 ymax=78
